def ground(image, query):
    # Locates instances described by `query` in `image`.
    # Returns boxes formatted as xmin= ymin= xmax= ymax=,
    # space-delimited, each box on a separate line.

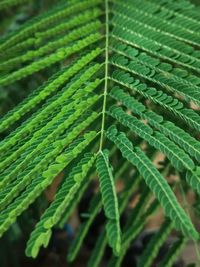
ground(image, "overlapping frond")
xmin=26 ymin=152 xmax=96 ymax=258
xmin=0 ymin=0 xmax=200 ymax=265
xmin=106 ymin=126 xmax=199 ymax=240
xmin=110 ymin=86 xmax=200 ymax=162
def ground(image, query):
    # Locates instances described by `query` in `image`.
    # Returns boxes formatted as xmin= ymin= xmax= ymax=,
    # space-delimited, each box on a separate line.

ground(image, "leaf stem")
xmin=99 ymin=0 xmax=109 ymax=151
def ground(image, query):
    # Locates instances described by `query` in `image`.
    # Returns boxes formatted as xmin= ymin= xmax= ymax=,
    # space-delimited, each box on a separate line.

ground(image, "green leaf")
xmin=106 ymin=126 xmax=199 ymax=241
xmin=0 ymin=0 xmax=200 ymax=264
xmin=96 ymin=150 xmax=121 ymax=256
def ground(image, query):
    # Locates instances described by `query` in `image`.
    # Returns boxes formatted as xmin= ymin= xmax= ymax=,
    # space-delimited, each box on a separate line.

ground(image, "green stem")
xmin=99 ymin=0 xmax=109 ymax=151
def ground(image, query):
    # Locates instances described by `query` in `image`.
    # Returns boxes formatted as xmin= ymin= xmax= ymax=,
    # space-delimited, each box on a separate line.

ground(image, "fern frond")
xmin=146 ymin=0 xmax=200 ymax=26
xmin=113 ymin=7 xmax=200 ymax=55
xmin=111 ymin=54 xmax=200 ymax=106
xmin=0 ymin=94 xmax=99 ymax=189
xmin=106 ymin=126 xmax=199 ymax=240
xmin=109 ymin=106 xmax=195 ymax=171
xmin=113 ymin=1 xmax=200 ymax=47
xmin=110 ymin=86 xmax=200 ymax=162
xmin=96 ymin=150 xmax=121 ymax=256
xmin=0 ymin=63 xmax=101 ymax=158
xmin=111 ymin=69 xmax=200 ymax=132
xmin=0 ymin=49 xmax=101 ymax=132
xmin=112 ymin=27 xmax=200 ymax=74
xmin=1 ymin=102 xmax=87 ymax=174
xmin=0 ymin=0 xmax=101 ymax=52
xmin=87 ymin=172 xmax=141 ymax=267
xmin=35 ymin=8 xmax=102 ymax=42
xmin=0 ymin=131 xmax=97 ymax=238
xmin=0 ymin=8 xmax=102 ymax=61
xmin=0 ymin=33 xmax=101 ymax=86
xmin=68 ymin=157 xmax=134 ymax=263
xmin=0 ymin=0 xmax=200 ymax=265
xmin=112 ymin=42 xmax=200 ymax=86
xmin=0 ymin=111 xmax=98 ymax=202
xmin=25 ymin=152 xmax=96 ymax=258
xmin=0 ymin=22 xmax=101 ymax=73
xmin=58 ymin=142 xmax=125 ymax=229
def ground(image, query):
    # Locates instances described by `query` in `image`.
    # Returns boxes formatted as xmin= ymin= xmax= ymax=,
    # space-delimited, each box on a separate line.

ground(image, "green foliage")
xmin=157 ymin=237 xmax=186 ymax=267
xmin=96 ymin=150 xmax=121 ymax=255
xmin=0 ymin=0 xmax=200 ymax=265
xmin=137 ymin=219 xmax=173 ymax=267
xmin=110 ymin=86 xmax=200 ymax=162
xmin=87 ymin=174 xmax=142 ymax=267
xmin=26 ymin=152 xmax=96 ymax=258
xmin=106 ymin=126 xmax=198 ymax=240
xmin=0 ymin=0 xmax=32 ymax=10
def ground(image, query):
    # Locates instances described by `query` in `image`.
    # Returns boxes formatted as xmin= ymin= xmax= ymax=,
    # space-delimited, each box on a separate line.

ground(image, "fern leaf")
xmin=0 ymin=111 xmax=98 ymax=209
xmin=112 ymin=25 xmax=200 ymax=73
xmin=25 ymin=152 xmax=96 ymax=258
xmin=111 ymin=69 xmax=200 ymax=132
xmin=109 ymin=106 xmax=195 ymax=171
xmin=0 ymin=33 xmax=101 ymax=86
xmin=0 ymin=0 xmax=101 ymax=52
xmin=0 ymin=131 xmax=97 ymax=238
xmin=110 ymin=86 xmax=200 ymax=162
xmin=0 ymin=95 xmax=99 ymax=195
xmin=0 ymin=63 xmax=101 ymax=157
xmin=0 ymin=0 xmax=200 ymax=264
xmin=112 ymin=13 xmax=200 ymax=69
xmin=0 ymin=48 xmax=101 ymax=132
xmin=111 ymin=53 xmax=200 ymax=106
xmin=0 ymin=21 xmax=101 ymax=73
xmin=113 ymin=1 xmax=200 ymax=47
xmin=96 ymin=150 xmax=121 ymax=256
xmin=0 ymin=8 xmax=102 ymax=61
xmin=106 ymin=126 xmax=199 ymax=240
xmin=112 ymin=42 xmax=200 ymax=87
xmin=35 ymin=8 xmax=102 ymax=42
xmin=61 ymin=145 xmax=121 ymax=230
xmin=87 ymin=172 xmax=141 ymax=267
